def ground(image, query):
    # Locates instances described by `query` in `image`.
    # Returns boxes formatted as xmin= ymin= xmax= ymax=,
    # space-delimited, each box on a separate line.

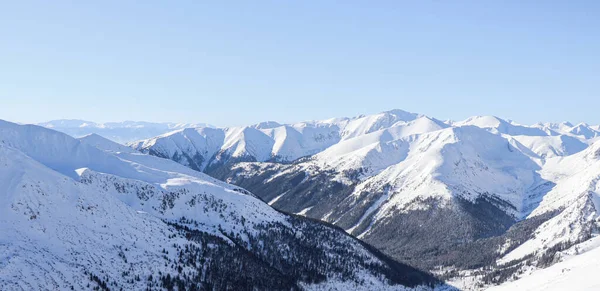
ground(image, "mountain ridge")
xmin=36 ymin=119 xmax=215 ymax=144
xmin=127 ymin=109 xmax=600 ymax=289
xmin=0 ymin=119 xmax=443 ymax=290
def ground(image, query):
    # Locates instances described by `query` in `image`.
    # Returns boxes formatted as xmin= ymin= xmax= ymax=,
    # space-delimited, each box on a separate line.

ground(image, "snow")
xmin=489 ymin=237 xmax=600 ymax=291
xmin=508 ymin=135 xmax=588 ymax=160
xmin=532 ymin=121 xmax=600 ymax=140
xmin=268 ymin=191 xmax=288 ymax=205
xmin=349 ymin=193 xmax=389 ymax=238
xmin=0 ymin=119 xmax=288 ymax=226
xmin=1 ymin=119 xmax=419 ymax=290
xmin=455 ymin=116 xmax=548 ymax=136
xmin=316 ymin=125 xmax=544 ymax=231
xmin=79 ymin=133 xmax=137 ymax=153
xmin=297 ymin=206 xmax=313 ymax=215
xmin=314 ymin=116 xmax=448 ymax=173
xmin=339 ymin=109 xmax=421 ymax=140
xmin=6 ymin=106 xmax=600 ymax=289
xmin=129 ymin=110 xmax=600 ymax=255
xmin=569 ymin=123 xmax=600 ymax=139
xmin=0 ymin=120 xmax=288 ymax=289
xmin=496 ymin=141 xmax=600 ymax=264
xmin=64 ymin=108 xmax=600 ymax=289
xmin=0 ymin=143 xmax=184 ymax=290
xmin=36 ymin=119 xmax=214 ymax=144
xmin=221 ymin=127 xmax=275 ymax=161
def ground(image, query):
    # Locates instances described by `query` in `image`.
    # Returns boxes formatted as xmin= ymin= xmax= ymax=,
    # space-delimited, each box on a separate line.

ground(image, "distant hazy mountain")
xmin=37 ymin=119 xmax=214 ymax=144
xmin=131 ymin=109 xmax=600 ymax=289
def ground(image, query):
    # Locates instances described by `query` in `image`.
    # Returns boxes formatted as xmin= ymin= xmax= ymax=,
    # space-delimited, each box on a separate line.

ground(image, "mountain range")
xmin=0 ymin=119 xmax=443 ymax=290
xmin=123 ymin=109 xmax=600 ymax=289
xmin=37 ymin=120 xmax=214 ymax=144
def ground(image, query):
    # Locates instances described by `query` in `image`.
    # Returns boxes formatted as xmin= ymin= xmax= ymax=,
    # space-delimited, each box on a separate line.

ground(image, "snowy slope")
xmin=0 ymin=144 xmax=179 ymax=290
xmin=0 ymin=120 xmax=442 ymax=290
xmin=130 ymin=110 xmax=445 ymax=171
xmin=132 ymin=109 xmax=600 ymax=288
xmin=79 ymin=133 xmax=138 ymax=153
xmin=339 ymin=109 xmax=421 ymax=140
xmin=37 ymin=119 xmax=213 ymax=144
xmin=132 ymin=110 xmax=599 ymax=175
xmin=496 ymin=141 xmax=600 ymax=264
xmin=445 ymin=141 xmax=600 ymax=290
xmin=507 ymin=135 xmax=588 ymax=160
xmin=350 ymin=126 xmax=541 ymax=218
xmin=489 ymin=237 xmax=600 ymax=291
xmin=131 ymin=109 xmax=600 ymax=230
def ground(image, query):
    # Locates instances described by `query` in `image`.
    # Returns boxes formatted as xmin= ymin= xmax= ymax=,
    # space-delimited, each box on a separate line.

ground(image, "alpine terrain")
xmin=0 ymin=120 xmax=444 ymax=290
xmin=37 ymin=120 xmax=214 ymax=144
xmin=129 ymin=109 xmax=600 ymax=289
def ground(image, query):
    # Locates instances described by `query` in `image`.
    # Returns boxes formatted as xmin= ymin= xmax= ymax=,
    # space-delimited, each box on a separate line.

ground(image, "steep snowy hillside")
xmin=79 ymin=133 xmax=139 ymax=153
xmin=507 ymin=135 xmax=588 ymax=160
xmin=215 ymin=126 xmax=549 ymax=270
xmin=440 ymin=141 xmax=600 ymax=289
xmin=496 ymin=141 xmax=600 ymax=264
xmin=132 ymin=110 xmax=598 ymax=177
xmin=129 ymin=121 xmax=345 ymax=171
xmin=0 ymin=120 xmax=443 ymax=290
xmin=488 ymin=237 xmax=600 ymax=291
xmin=37 ymin=119 xmax=213 ymax=143
xmin=130 ymin=109 xmax=600 ymax=289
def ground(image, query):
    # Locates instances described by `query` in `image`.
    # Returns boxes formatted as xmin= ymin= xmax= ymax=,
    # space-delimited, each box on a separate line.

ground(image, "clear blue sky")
xmin=1 ymin=1 xmax=598 ymax=126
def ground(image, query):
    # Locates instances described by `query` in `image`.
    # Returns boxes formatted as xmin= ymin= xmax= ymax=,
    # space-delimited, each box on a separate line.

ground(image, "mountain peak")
xmin=458 ymin=115 xmax=506 ymax=127
xmin=382 ymin=109 xmax=420 ymax=120
xmin=79 ymin=133 xmax=136 ymax=153
xmin=252 ymin=121 xmax=282 ymax=129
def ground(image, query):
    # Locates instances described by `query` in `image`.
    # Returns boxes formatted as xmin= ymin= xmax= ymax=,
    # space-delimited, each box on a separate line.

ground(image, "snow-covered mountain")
xmin=37 ymin=119 xmax=214 ymax=144
xmin=0 ymin=120 xmax=443 ymax=290
xmin=128 ymin=110 xmax=448 ymax=171
xmin=131 ymin=109 xmax=600 ymax=289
